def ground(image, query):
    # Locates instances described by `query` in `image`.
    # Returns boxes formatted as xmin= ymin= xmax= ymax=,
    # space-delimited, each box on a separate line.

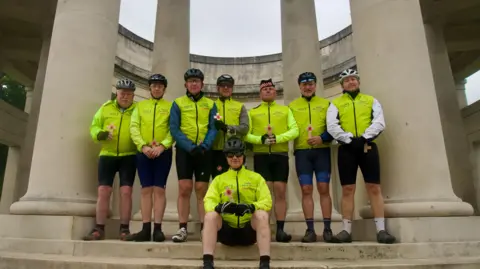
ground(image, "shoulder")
xmin=289 ymin=97 xmax=302 ymax=107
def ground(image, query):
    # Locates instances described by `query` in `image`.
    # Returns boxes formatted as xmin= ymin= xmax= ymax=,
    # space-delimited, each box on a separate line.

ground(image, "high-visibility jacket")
xmin=212 ymin=98 xmax=249 ymax=151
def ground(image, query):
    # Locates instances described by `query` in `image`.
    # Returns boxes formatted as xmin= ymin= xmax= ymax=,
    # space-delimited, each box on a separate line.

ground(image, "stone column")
xmin=134 ymin=0 xmax=191 ymax=222
xmin=281 ymin=0 xmax=342 ymax=224
xmin=456 ymin=79 xmax=468 ymax=109
xmin=0 ymin=87 xmax=34 ymax=213
xmin=349 ymin=0 xmax=473 ymax=219
xmin=10 ymin=0 xmax=121 ymax=216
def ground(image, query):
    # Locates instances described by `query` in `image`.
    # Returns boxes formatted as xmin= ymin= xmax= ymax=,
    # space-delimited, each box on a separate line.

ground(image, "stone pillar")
xmin=10 ymin=0 xmax=121 ymax=216
xmin=456 ymin=79 xmax=468 ymax=109
xmin=0 ymin=87 xmax=34 ymax=213
xmin=134 ymin=0 xmax=191 ymax=222
xmin=281 ymin=0 xmax=342 ymax=224
xmin=350 ymin=0 xmax=473 ymax=219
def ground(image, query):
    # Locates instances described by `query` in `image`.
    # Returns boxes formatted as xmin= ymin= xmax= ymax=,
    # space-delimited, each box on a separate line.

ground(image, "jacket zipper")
xmin=350 ymin=96 xmax=359 ymax=137
xmin=268 ymin=103 xmax=271 ymax=154
xmin=308 ymin=101 xmax=312 ymax=149
xmin=223 ymin=101 xmax=226 ymax=145
xmin=152 ymin=102 xmax=157 ymax=142
xmin=195 ymin=102 xmax=199 ymax=144
xmin=236 ymin=171 xmax=240 ymax=228
xmin=117 ymin=111 xmax=124 ymax=156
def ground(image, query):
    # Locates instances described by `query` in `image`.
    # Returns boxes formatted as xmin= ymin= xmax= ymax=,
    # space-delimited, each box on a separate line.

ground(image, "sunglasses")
xmin=226 ymin=152 xmax=243 ymax=158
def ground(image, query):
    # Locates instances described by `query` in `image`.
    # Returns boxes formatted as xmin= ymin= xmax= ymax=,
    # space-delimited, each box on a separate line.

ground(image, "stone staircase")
xmin=1 ymin=237 xmax=480 ymax=268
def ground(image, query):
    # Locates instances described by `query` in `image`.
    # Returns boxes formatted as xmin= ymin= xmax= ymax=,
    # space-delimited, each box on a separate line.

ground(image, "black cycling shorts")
xmin=175 ymin=147 xmax=212 ymax=182
xmin=218 ymin=221 xmax=256 ymax=246
xmin=337 ymin=142 xmax=380 ymax=186
xmin=253 ymin=153 xmax=289 ymax=182
xmin=97 ymin=155 xmax=136 ymax=187
xmin=211 ymin=150 xmax=229 ymax=179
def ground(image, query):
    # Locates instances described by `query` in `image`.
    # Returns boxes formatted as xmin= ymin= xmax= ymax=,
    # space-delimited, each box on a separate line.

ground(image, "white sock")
xmin=342 ymin=219 xmax=352 ymax=234
xmin=374 ymin=218 xmax=385 ymax=232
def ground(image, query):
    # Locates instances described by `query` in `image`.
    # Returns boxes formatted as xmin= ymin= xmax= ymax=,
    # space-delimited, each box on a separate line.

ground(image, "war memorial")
xmin=1 ymin=0 xmax=480 ymax=267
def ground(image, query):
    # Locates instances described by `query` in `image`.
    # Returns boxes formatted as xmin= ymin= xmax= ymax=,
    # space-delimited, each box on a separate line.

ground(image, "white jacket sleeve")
xmin=326 ymin=103 xmax=353 ymax=144
xmin=362 ymin=98 xmax=385 ymax=140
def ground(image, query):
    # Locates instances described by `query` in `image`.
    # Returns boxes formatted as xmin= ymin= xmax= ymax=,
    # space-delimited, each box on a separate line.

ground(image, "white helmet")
xmin=339 ymin=69 xmax=359 ymax=84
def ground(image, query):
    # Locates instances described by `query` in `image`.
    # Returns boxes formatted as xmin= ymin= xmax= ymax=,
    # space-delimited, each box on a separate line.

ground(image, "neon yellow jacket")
xmin=289 ymin=96 xmax=333 ymax=150
xmin=204 ymin=166 xmax=272 ymax=228
xmin=212 ymin=98 xmax=249 ymax=151
xmin=130 ymin=98 xmax=173 ymax=152
xmin=90 ymin=100 xmax=137 ymax=157
xmin=245 ymin=101 xmax=299 ymax=153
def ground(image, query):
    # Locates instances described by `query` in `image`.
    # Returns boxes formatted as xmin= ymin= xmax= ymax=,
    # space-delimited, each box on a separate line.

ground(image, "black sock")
xmin=260 ymin=255 xmax=270 ymax=263
xmin=154 ymin=223 xmax=162 ymax=232
xmin=180 ymin=222 xmax=187 ymax=229
xmin=200 ymin=223 xmax=204 ymax=231
xmin=305 ymin=218 xmax=314 ymax=231
xmin=143 ymin=222 xmax=151 ymax=233
xmin=276 ymin=220 xmax=285 ymax=231
xmin=203 ymin=254 xmax=214 ymax=263
xmin=323 ymin=218 xmax=331 ymax=230
xmin=95 ymin=224 xmax=105 ymax=231
xmin=120 ymin=224 xmax=129 ymax=230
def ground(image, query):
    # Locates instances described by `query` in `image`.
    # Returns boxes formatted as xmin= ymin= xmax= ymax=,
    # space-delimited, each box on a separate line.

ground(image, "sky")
xmin=119 ymin=0 xmax=480 ymax=104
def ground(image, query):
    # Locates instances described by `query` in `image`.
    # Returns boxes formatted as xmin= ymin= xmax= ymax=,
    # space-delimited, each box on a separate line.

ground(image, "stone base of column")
xmin=352 ymin=216 xmax=480 ymax=243
xmin=359 ymin=200 xmax=474 ymax=219
xmin=10 ymin=199 xmax=96 ymax=217
xmin=0 ymin=214 xmax=95 ymax=240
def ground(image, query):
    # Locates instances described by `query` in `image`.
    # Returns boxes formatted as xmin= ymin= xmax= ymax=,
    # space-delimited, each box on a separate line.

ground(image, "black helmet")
xmin=223 ymin=137 xmax=245 ymax=154
xmin=217 ymin=74 xmax=235 ymax=86
xmin=116 ymin=79 xmax=136 ymax=91
xmin=148 ymin=73 xmax=168 ymax=86
xmin=184 ymin=68 xmax=204 ymax=82
xmin=297 ymin=72 xmax=317 ymax=84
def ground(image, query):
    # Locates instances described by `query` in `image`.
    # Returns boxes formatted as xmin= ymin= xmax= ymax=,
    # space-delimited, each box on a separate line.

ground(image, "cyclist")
xmin=126 ymin=74 xmax=172 ymax=242
xmin=289 ymin=72 xmax=336 ymax=243
xmin=83 ymin=79 xmax=137 ymax=241
xmin=211 ymin=74 xmax=249 ymax=178
xmin=202 ymin=137 xmax=272 ymax=269
xmin=326 ymin=68 xmax=396 ymax=244
xmin=245 ymin=78 xmax=299 ymax=243
xmin=170 ymin=68 xmax=218 ymax=242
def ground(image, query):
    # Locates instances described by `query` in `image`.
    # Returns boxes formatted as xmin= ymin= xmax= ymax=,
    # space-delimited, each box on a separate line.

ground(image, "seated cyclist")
xmin=202 ymin=137 xmax=272 ymax=269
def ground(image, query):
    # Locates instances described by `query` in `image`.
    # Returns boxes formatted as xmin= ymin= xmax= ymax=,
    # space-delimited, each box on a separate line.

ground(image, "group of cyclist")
xmin=84 ymin=67 xmax=396 ymax=269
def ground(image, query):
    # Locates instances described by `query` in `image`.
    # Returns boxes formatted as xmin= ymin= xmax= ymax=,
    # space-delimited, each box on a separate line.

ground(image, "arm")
xmin=169 ymin=102 xmax=196 ymax=152
xmin=227 ymin=105 xmax=249 ymax=136
xmin=244 ymin=110 xmax=263 ymax=144
xmin=201 ymin=103 xmax=219 ymax=150
xmin=276 ymin=108 xmax=299 ymax=143
xmin=253 ymin=174 xmax=272 ymax=211
xmin=320 ymin=130 xmax=334 ymax=143
xmin=362 ymin=98 xmax=386 ymax=141
xmin=130 ymin=107 xmax=147 ymax=151
xmin=89 ymin=107 xmax=104 ymax=142
xmin=160 ymin=132 xmax=173 ymax=149
xmin=204 ymin=178 xmax=221 ymax=213
xmin=326 ymin=103 xmax=353 ymax=144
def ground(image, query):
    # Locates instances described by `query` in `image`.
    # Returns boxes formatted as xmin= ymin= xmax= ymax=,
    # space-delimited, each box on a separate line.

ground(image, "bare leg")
xmin=251 ymin=210 xmax=271 ymax=257
xmin=317 ymin=182 xmax=332 ymax=220
xmin=153 ymin=186 xmax=166 ymax=223
xmin=96 ymin=186 xmax=112 ymax=225
xmin=119 ymin=186 xmax=133 ymax=225
xmin=140 ymin=187 xmax=153 ymax=223
xmin=273 ymin=182 xmax=287 ymax=222
xmin=202 ymin=212 xmax=223 ymax=255
xmin=178 ymin=180 xmax=193 ymax=224
xmin=195 ymin=182 xmax=209 ymax=224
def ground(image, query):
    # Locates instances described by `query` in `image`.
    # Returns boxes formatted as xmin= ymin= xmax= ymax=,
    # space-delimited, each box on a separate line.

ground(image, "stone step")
xmin=0 ymin=251 xmax=480 ymax=269
xmin=1 ymin=238 xmax=480 ymax=261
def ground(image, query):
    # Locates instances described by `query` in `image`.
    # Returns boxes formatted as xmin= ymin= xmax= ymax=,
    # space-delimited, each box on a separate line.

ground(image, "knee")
xmin=195 ymin=184 xmax=208 ymax=199
xmin=301 ymin=185 xmax=313 ymax=197
xmin=342 ymin=185 xmax=355 ymax=197
xmin=204 ymin=211 xmax=220 ymax=223
xmin=366 ymin=184 xmax=381 ymax=196
xmin=120 ymin=186 xmax=132 ymax=198
xmin=317 ymin=184 xmax=330 ymax=197
xmin=153 ymin=187 xmax=165 ymax=197
xmin=179 ymin=183 xmax=193 ymax=198
xmin=275 ymin=191 xmax=286 ymax=201
xmin=98 ymin=186 xmax=112 ymax=199
xmin=141 ymin=187 xmax=153 ymax=196
xmin=253 ymin=210 xmax=269 ymax=224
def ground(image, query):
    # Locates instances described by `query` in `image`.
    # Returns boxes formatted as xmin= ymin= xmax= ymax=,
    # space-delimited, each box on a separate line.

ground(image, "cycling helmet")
xmin=223 ymin=137 xmax=246 ymax=154
xmin=217 ymin=74 xmax=235 ymax=86
xmin=298 ymin=72 xmax=317 ymax=84
xmin=339 ymin=69 xmax=359 ymax=84
xmin=116 ymin=79 xmax=136 ymax=91
xmin=184 ymin=68 xmax=204 ymax=82
xmin=148 ymin=73 xmax=168 ymax=86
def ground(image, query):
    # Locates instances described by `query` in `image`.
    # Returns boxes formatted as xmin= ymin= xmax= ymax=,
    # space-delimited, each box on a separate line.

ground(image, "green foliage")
xmin=0 ymin=73 xmax=27 ymax=196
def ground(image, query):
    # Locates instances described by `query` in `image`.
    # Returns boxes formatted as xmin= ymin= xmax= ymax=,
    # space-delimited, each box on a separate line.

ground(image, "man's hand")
xmin=235 ymin=204 xmax=255 ymax=216
xmin=190 ymin=146 xmax=204 ymax=156
xmin=350 ymin=137 xmax=366 ymax=152
xmin=215 ymin=202 xmax=238 ymax=214
xmin=307 ymin=136 xmax=323 ymax=146
xmin=142 ymin=145 xmax=154 ymax=158
xmin=151 ymin=144 xmax=165 ymax=158
xmin=214 ymin=120 xmax=228 ymax=132
xmin=261 ymin=134 xmax=276 ymax=145
xmin=97 ymin=131 xmax=111 ymax=141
